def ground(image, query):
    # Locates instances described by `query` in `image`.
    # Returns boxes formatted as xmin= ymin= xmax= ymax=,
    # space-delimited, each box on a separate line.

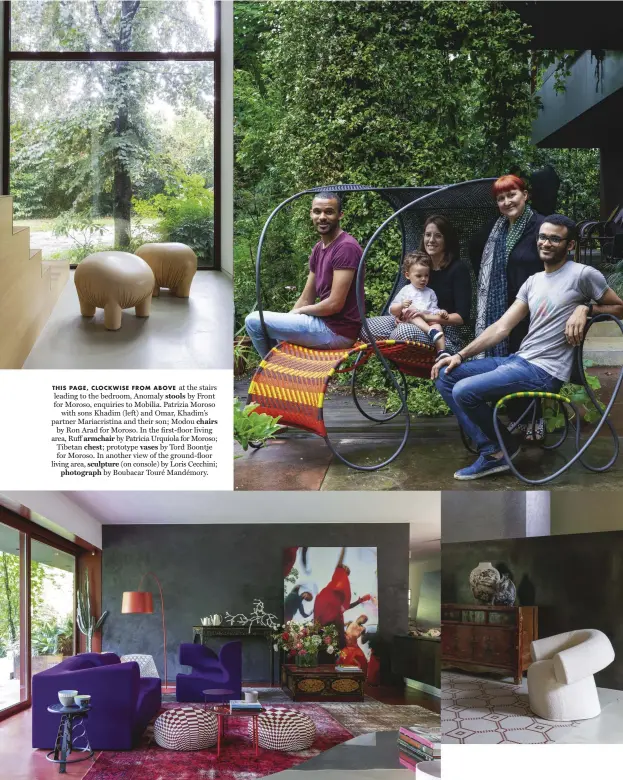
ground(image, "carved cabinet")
xmin=441 ymin=604 xmax=538 ymax=684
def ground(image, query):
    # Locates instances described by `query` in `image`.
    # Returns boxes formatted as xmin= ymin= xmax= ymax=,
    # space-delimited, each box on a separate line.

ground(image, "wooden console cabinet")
xmin=441 ymin=604 xmax=538 ymax=684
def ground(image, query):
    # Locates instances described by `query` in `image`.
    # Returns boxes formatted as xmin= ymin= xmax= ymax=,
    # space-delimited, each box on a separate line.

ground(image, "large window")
xmin=0 ymin=507 xmax=80 ymax=719
xmin=4 ymin=0 xmax=219 ymax=268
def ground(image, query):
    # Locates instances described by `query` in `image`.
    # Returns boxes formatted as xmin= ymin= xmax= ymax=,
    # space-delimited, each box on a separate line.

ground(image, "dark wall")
xmin=442 ymin=531 xmax=623 ymax=689
xmin=102 ymin=523 xmax=409 ymax=683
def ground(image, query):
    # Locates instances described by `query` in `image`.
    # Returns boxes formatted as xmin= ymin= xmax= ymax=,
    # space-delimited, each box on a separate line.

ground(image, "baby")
xmin=389 ymin=251 xmax=449 ymax=354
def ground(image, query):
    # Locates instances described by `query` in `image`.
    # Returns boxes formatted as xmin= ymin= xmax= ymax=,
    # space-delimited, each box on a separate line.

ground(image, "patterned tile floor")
xmin=441 ymin=672 xmax=582 ymax=744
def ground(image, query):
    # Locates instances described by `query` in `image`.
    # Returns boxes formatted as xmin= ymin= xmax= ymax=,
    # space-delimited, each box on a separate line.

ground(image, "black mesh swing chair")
xmin=246 ymin=178 xmax=623 ymax=482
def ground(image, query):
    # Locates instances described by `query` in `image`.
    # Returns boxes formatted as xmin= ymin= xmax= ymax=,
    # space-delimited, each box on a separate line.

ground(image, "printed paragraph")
xmin=50 ymin=383 xmax=220 ymax=478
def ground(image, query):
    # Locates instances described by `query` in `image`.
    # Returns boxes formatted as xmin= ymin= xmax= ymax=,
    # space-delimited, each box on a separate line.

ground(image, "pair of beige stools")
xmin=74 ymin=242 xmax=197 ymax=331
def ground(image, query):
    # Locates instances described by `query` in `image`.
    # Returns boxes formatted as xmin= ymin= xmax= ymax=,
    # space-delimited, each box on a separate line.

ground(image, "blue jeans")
xmin=245 ymin=310 xmax=355 ymax=358
xmin=435 ymin=355 xmax=562 ymax=455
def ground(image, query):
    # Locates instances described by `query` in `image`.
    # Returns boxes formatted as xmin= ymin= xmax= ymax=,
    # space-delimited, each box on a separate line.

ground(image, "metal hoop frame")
xmin=251 ymin=179 xmax=496 ymax=470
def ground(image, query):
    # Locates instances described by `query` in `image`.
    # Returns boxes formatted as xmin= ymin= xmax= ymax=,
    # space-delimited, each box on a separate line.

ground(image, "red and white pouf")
xmin=249 ymin=707 xmax=316 ymax=751
xmin=154 ymin=706 xmax=218 ymax=750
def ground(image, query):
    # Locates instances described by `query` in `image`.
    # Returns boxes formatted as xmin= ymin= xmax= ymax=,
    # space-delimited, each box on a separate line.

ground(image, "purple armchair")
xmin=176 ymin=642 xmax=242 ymax=703
xmin=32 ymin=652 xmax=161 ymax=750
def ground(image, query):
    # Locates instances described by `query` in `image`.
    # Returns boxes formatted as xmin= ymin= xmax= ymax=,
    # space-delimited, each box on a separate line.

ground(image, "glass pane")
xmin=11 ymin=60 xmax=215 ymax=267
xmin=11 ymin=0 xmax=215 ymax=53
xmin=31 ymin=541 xmax=75 ymax=677
xmin=0 ymin=524 xmax=26 ymax=712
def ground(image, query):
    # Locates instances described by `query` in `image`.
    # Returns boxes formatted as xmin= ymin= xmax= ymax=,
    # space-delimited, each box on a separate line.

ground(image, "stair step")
xmin=583 ymin=338 xmax=623 ymax=366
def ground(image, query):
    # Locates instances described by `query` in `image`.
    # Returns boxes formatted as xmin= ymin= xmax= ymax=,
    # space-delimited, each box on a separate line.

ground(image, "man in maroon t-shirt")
xmin=245 ymin=192 xmax=363 ymax=357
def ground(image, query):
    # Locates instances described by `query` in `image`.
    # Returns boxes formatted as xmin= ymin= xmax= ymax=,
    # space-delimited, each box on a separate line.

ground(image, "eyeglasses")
xmin=537 ymin=233 xmax=568 ymax=245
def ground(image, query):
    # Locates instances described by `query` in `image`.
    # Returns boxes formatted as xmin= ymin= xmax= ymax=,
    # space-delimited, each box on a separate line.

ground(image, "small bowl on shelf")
xmin=58 ymin=690 xmax=78 ymax=707
xmin=74 ymin=694 xmax=91 ymax=708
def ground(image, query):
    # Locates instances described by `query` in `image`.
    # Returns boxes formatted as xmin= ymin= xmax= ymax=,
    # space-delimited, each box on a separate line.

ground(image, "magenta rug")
xmin=83 ymin=703 xmax=353 ymax=779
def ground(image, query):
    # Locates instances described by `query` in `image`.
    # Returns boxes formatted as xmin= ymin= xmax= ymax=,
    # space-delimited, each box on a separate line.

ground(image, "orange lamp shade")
xmin=121 ymin=591 xmax=154 ymax=614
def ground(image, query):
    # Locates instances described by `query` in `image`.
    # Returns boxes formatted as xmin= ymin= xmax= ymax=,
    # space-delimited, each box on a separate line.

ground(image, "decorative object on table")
xmin=154 ymin=706 xmax=218 ymax=751
xmin=176 ymin=642 xmax=242 ymax=703
xmin=441 ymin=603 xmax=538 ymax=684
xmin=201 ymin=617 xmax=213 ymax=626
xmin=281 ymin=663 xmax=365 ymax=702
xmin=528 ymin=629 xmax=615 ymax=721
xmin=283 ymin=547 xmax=379 ymax=680
xmin=230 ymin=698 xmax=262 ymax=712
xmin=200 ymin=614 xmax=223 ymax=627
xmin=251 ymin=707 xmax=316 ymax=752
xmin=135 ymin=242 xmax=198 ymax=298
xmin=77 ymin=570 xmax=108 ymax=653
xmin=274 ymin=619 xmax=339 ymax=668
xmin=397 ymin=725 xmax=441 ymax=766
xmin=120 ymin=654 xmax=159 ymax=679
xmin=469 ymin=562 xmax=501 ymax=604
xmin=245 ymin=690 xmax=259 ymax=704
xmin=202 ymin=688 xmax=235 ymax=710
xmin=74 ymin=251 xmax=154 ymax=330
xmin=225 ymin=600 xmax=280 ymax=632
xmin=494 ymin=573 xmax=517 ymax=606
xmin=57 ymin=689 xmax=78 ymax=707
xmin=32 ymin=653 xmax=161 ymax=751
xmin=121 ymin=571 xmax=168 ymax=688
xmin=46 ymin=702 xmax=94 ymax=773
xmin=74 ymin=694 xmax=91 ymax=707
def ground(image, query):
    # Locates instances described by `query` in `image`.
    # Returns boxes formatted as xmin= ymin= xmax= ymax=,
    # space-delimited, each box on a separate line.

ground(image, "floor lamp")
xmin=121 ymin=572 xmax=168 ymax=690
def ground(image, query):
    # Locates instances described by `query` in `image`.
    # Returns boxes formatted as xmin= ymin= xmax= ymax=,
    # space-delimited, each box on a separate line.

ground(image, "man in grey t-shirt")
xmin=433 ymin=214 xmax=623 ymax=480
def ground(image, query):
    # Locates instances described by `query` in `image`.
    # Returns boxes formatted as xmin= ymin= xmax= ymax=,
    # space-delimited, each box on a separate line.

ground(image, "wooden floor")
xmin=0 ymin=684 xmax=440 ymax=779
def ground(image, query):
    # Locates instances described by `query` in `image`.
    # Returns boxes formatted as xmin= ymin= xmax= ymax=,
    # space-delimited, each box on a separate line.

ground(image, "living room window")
xmin=0 ymin=509 xmax=80 ymax=720
xmin=3 ymin=0 xmax=220 ymax=268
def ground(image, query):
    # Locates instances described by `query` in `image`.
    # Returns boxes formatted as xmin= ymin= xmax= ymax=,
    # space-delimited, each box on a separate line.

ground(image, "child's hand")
xmin=401 ymin=299 xmax=412 ymax=310
xmin=439 ymin=309 xmax=449 ymax=320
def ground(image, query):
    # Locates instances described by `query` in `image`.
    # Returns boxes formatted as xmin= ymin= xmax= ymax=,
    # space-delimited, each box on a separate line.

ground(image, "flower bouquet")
xmin=273 ymin=619 xmax=339 ymax=667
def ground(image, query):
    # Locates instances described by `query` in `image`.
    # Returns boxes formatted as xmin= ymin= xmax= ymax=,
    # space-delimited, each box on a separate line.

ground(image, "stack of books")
xmin=229 ymin=699 xmax=262 ymax=713
xmin=397 ymin=726 xmax=440 ymax=769
xmin=334 ymin=665 xmax=362 ymax=672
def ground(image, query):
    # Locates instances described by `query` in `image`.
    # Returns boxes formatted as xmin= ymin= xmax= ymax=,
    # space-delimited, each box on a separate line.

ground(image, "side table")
xmin=213 ymin=705 xmax=262 ymax=759
xmin=46 ymin=703 xmax=94 ymax=774
xmin=202 ymin=688 xmax=235 ymax=710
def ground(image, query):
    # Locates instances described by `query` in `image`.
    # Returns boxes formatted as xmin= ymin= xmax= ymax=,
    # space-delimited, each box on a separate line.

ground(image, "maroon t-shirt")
xmin=309 ymin=231 xmax=363 ymax=340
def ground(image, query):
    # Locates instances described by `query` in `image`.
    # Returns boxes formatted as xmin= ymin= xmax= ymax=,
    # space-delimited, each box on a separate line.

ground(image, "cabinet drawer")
xmin=471 ymin=627 xmax=514 ymax=666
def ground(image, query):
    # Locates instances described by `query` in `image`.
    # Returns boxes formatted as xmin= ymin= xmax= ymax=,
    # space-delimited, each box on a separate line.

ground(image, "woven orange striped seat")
xmin=248 ymin=339 xmax=436 ymax=437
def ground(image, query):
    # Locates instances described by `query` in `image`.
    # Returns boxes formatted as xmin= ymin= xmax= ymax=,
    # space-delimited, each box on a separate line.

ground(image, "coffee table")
xmin=213 ymin=704 xmax=263 ymax=759
xmin=46 ymin=703 xmax=94 ymax=774
xmin=202 ymin=688 xmax=235 ymax=710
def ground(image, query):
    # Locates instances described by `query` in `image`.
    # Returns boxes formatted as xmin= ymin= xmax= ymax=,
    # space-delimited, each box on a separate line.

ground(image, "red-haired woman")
xmin=470 ymin=174 xmax=546 ymax=438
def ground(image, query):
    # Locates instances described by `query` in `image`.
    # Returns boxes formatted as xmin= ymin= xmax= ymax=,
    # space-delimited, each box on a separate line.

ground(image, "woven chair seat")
xmin=248 ymin=707 xmax=315 ymax=751
xmin=154 ymin=706 xmax=217 ymax=751
xmin=248 ymin=339 xmax=436 ymax=436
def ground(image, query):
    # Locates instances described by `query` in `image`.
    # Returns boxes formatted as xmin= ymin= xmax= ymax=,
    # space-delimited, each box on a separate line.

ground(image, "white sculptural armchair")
xmin=528 ymin=629 xmax=614 ymax=721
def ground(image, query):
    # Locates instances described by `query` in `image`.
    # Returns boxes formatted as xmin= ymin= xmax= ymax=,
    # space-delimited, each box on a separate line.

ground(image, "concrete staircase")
xmin=0 ymin=196 xmax=69 ymax=368
xmin=584 ymin=321 xmax=623 ymax=367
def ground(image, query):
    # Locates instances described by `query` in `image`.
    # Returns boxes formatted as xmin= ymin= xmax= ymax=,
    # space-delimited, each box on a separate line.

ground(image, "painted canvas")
xmin=283 ymin=546 xmax=379 ymax=681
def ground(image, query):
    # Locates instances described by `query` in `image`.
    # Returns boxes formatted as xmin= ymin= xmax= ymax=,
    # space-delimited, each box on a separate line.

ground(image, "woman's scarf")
xmin=475 ymin=206 xmax=533 ymax=357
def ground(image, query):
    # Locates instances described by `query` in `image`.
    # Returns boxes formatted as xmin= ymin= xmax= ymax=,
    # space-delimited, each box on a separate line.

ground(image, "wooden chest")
xmin=441 ymin=604 xmax=538 ymax=684
xmin=281 ymin=664 xmax=365 ymax=702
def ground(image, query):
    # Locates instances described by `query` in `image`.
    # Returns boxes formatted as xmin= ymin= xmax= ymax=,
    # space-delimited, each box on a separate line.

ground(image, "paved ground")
xmin=234 ymin=377 xmax=623 ymax=492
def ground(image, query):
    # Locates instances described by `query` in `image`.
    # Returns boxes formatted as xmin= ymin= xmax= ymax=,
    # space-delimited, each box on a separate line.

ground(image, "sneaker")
xmin=454 ymin=449 xmax=520 ymax=481
xmin=429 ymin=328 xmax=444 ymax=343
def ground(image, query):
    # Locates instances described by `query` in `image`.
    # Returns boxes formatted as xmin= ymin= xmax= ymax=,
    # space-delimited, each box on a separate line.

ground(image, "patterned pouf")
xmin=120 ymin=654 xmax=159 ymax=678
xmin=154 ymin=707 xmax=218 ymax=751
xmin=249 ymin=707 xmax=316 ymax=751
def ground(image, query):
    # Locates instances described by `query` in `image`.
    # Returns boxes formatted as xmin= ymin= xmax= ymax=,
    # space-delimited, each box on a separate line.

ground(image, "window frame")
xmin=1 ymin=0 xmax=221 ymax=270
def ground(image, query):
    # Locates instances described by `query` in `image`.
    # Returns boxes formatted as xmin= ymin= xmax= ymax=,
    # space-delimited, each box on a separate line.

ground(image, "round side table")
xmin=46 ymin=703 xmax=94 ymax=774
xmin=202 ymin=688 xmax=235 ymax=710
xmin=213 ymin=705 xmax=263 ymax=760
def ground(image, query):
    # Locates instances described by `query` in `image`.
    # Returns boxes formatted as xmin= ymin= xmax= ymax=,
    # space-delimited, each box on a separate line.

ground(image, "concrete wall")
xmin=442 ymin=532 xmax=623 ymax=689
xmin=409 ymin=554 xmax=441 ymax=628
xmin=442 ymin=492 xmax=550 ymax=544
xmin=551 ymin=492 xmax=623 ymax=536
xmin=102 ymin=523 xmax=409 ymax=683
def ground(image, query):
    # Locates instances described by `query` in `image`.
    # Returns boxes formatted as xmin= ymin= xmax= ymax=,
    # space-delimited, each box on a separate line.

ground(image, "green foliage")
xmin=31 ymin=616 xmax=73 ymax=657
xmin=53 ymin=211 xmax=107 ymax=252
xmin=234 ymin=398 xmax=284 ymax=451
xmin=76 ymin=570 xmax=108 ymax=654
xmin=606 ymin=260 xmax=623 ymax=300
xmin=386 ymin=379 xmax=451 ymax=417
xmin=233 ymin=2 xmax=602 ymax=413
xmin=543 ymin=364 xmax=606 ymax=432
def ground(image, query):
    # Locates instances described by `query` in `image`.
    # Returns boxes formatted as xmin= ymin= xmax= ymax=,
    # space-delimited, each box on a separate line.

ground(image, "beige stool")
xmin=74 ymin=251 xmax=154 ymax=331
xmin=135 ymin=242 xmax=198 ymax=298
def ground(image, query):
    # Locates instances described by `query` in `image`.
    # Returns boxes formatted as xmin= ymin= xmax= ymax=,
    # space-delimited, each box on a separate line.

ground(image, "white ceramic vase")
xmin=469 ymin=562 xmax=501 ymax=604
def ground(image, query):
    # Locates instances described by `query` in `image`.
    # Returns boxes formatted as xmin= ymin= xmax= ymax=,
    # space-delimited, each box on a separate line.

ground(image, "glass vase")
xmin=295 ymin=651 xmax=318 ymax=668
